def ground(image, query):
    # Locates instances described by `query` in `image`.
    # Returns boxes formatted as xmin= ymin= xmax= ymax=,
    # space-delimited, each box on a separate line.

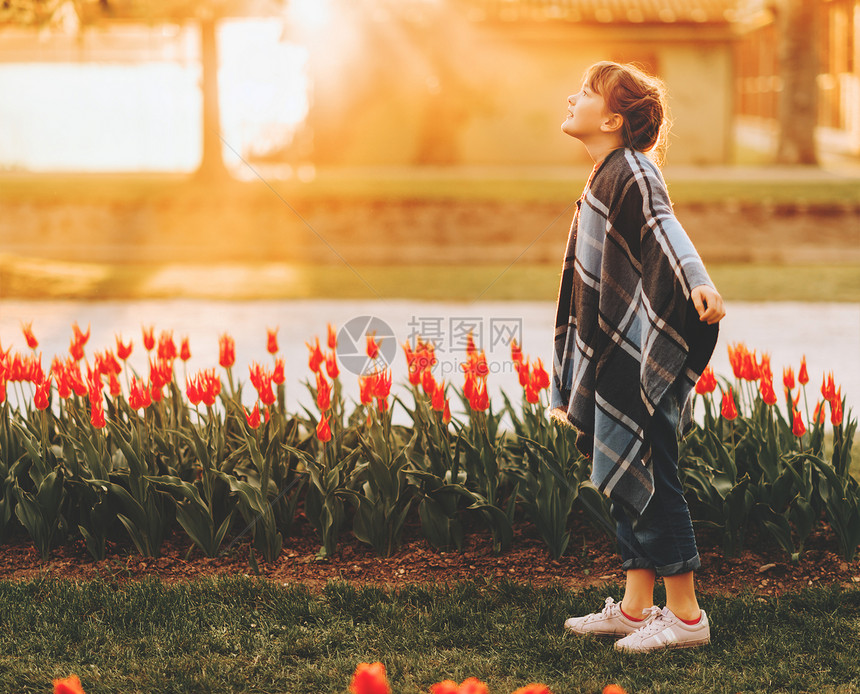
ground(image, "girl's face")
xmin=561 ymin=83 xmax=617 ymax=142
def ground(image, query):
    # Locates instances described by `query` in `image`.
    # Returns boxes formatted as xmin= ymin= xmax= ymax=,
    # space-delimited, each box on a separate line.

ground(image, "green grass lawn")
xmin=3 ymin=576 xmax=858 ymax=693
xmin=2 ymin=260 xmax=858 ymax=302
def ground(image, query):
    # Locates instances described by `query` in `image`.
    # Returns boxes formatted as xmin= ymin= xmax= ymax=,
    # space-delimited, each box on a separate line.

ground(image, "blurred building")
xmin=305 ymin=0 xmax=739 ymax=166
xmin=735 ymin=0 xmax=860 ymax=159
xmin=5 ymin=0 xmax=858 ymax=170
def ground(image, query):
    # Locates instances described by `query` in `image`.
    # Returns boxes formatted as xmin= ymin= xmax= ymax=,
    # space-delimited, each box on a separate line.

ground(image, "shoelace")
xmin=628 ymin=606 xmax=671 ymax=637
xmin=583 ymin=597 xmax=618 ymax=623
xmin=598 ymin=597 xmax=619 ymax=619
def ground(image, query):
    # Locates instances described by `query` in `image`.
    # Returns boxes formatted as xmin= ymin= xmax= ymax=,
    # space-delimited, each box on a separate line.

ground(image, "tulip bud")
xmin=720 ymin=387 xmax=738 ymax=420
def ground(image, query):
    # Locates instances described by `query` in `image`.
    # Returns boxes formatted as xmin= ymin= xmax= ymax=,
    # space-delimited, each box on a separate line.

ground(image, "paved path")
xmin=1 ymin=299 xmax=857 ymax=425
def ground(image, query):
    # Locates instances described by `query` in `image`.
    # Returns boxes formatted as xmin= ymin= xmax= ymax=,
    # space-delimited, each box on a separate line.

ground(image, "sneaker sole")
xmin=616 ymin=635 xmax=710 ymax=652
xmin=565 ymin=625 xmax=642 ymax=638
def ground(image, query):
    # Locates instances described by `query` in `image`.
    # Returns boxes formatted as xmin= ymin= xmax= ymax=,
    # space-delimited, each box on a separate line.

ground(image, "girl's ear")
xmin=601 ymin=113 xmax=624 ymax=134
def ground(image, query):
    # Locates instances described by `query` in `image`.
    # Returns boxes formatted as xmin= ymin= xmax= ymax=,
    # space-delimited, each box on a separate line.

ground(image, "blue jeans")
xmin=611 ymin=385 xmax=701 ymax=577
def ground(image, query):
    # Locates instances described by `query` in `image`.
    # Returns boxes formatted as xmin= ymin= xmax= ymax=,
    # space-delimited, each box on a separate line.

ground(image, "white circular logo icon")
xmin=336 ymin=315 xmax=397 ymax=375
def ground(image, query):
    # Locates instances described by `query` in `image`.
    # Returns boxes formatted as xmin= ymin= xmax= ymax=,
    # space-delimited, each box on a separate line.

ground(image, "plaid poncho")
xmin=550 ymin=148 xmax=718 ymax=516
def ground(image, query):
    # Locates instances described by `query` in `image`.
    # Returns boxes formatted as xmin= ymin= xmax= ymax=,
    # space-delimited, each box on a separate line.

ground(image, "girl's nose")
xmin=568 ymin=93 xmax=578 ymax=105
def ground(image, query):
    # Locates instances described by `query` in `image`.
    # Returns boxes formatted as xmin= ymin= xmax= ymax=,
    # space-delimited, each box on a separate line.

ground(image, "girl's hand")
xmin=691 ymin=285 xmax=725 ymax=324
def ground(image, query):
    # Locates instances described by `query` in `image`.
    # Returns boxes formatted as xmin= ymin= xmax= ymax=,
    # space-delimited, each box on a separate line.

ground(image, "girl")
xmin=550 ymin=61 xmax=725 ymax=652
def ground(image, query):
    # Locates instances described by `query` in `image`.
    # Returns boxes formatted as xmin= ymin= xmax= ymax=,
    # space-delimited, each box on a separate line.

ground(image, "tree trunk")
xmin=775 ymin=0 xmax=819 ymax=165
xmin=196 ymin=13 xmax=230 ymax=181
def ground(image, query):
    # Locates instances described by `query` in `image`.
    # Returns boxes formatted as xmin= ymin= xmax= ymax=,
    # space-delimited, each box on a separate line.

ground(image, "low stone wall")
xmin=1 ymin=198 xmax=858 ymax=266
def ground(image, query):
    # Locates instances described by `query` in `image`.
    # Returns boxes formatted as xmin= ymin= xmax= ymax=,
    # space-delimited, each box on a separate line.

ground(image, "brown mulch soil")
xmin=3 ymin=512 xmax=859 ymax=596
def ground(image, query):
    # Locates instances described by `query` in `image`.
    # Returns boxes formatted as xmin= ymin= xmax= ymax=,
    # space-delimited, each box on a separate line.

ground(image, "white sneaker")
xmin=563 ymin=597 xmax=659 ymax=637
xmin=614 ymin=606 xmax=711 ymax=652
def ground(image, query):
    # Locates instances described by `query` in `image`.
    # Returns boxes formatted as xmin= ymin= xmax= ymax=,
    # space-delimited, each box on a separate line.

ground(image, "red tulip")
xmin=90 ymin=400 xmax=106 ymax=429
xmin=186 ymin=377 xmax=202 ymax=406
xmin=116 ymin=336 xmax=133 ymax=360
xmin=532 ymin=358 xmax=550 ymax=390
xmin=316 ymin=373 xmax=332 ymax=411
xmin=219 ymin=334 xmax=235 ymax=369
xmin=366 ymin=334 xmax=380 ymax=360
xmin=372 ymin=369 xmax=392 ymax=400
xmin=759 ymin=352 xmax=772 ymax=381
xmin=53 ymin=674 xmax=86 ymax=694
xmin=273 ymin=358 xmax=286 ymax=385
xmin=720 ymin=387 xmax=738 ymax=420
xmin=525 ymin=381 xmax=540 ymax=404
xmin=474 ymin=351 xmax=489 ymax=379
xmin=464 ymin=373 xmax=475 ymax=403
xmin=349 ymin=662 xmax=390 ymax=694
xmin=249 ymin=362 xmax=264 ymax=391
xmin=813 ymin=401 xmax=826 ymax=425
xmin=316 ymin=414 xmax=332 ymax=443
xmin=740 ymin=349 xmax=761 ymax=382
xmin=465 ymin=332 xmax=477 ymax=357
xmin=157 ymin=331 xmax=177 ymax=361
xmin=95 ymin=350 xmax=121 ymax=377
xmin=798 ymin=356 xmax=809 ymax=385
xmin=442 ymin=399 xmax=451 ymax=424
xmin=782 ymin=366 xmax=795 ymax=392
xmin=469 ymin=378 xmax=489 ymax=412
xmin=821 ymin=372 xmax=836 ymax=402
xmin=518 ymin=359 xmax=531 ymax=387
xmin=259 ymin=379 xmax=276 ymax=407
xmin=510 ymin=337 xmax=523 ymax=366
xmin=266 ymin=327 xmax=279 ymax=355
xmin=431 ymin=380 xmax=446 ymax=412
xmin=406 ymin=352 xmax=423 ymax=386
xmin=327 ymin=322 xmax=338 ymax=350
xmin=128 ymin=377 xmax=151 ymax=411
xmin=245 ymin=403 xmax=261 ymax=429
xmin=830 ymin=391 xmax=843 ymax=426
xmin=86 ymin=367 xmax=103 ymax=400
xmin=325 ymin=351 xmax=339 ymax=380
xmin=108 ymin=372 xmax=122 ymax=398
xmin=695 ymin=366 xmax=717 ymax=395
xmin=422 ymin=368 xmax=437 ymax=396
xmin=727 ymin=343 xmax=746 ymax=379
xmin=512 ymin=685 xmax=554 ymax=694
xmin=429 ymin=681 xmax=459 ymax=694
xmin=22 ymin=353 xmax=44 ymax=384
xmin=34 ymin=377 xmax=51 ymax=410
xmin=55 ymin=369 xmax=72 ymax=400
xmin=22 ymin=322 xmax=38 ymax=349
xmin=792 ymin=409 xmax=807 ymax=438
xmin=457 ymin=678 xmax=490 ymax=694
xmin=418 ymin=340 xmax=437 ymax=371
xmin=142 ymin=325 xmax=155 ymax=352
xmin=759 ymin=377 xmax=777 ymax=406
xmin=69 ymin=336 xmax=85 ymax=362
xmin=149 ymin=358 xmax=173 ymax=390
xmin=179 ymin=337 xmax=191 ymax=362
xmin=307 ymin=337 xmax=324 ymax=373
xmin=198 ymin=370 xmax=221 ymax=407
xmin=359 ymin=372 xmax=375 ymax=405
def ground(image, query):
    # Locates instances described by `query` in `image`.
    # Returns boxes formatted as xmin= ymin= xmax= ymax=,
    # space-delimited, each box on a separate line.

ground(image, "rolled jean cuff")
xmin=621 ymin=553 xmax=701 ymax=577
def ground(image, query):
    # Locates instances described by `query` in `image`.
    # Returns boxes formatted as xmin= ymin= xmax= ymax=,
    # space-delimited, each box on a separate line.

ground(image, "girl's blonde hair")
xmin=584 ymin=61 xmax=671 ymax=165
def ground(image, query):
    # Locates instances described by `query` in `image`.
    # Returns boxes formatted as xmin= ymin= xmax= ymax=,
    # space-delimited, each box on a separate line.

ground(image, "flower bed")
xmin=0 ymin=321 xmax=855 ymax=570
